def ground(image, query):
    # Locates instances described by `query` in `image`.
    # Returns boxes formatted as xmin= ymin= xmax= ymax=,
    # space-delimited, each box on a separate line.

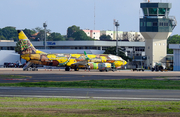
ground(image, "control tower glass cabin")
xmin=140 ymin=2 xmax=177 ymax=68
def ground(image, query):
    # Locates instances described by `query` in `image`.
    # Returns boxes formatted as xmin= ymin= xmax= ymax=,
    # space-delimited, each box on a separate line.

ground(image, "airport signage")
xmin=47 ymin=42 xmax=56 ymax=46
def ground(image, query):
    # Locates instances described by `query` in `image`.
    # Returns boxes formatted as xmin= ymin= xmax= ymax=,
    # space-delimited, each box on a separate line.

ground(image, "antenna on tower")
xmin=113 ymin=19 xmax=116 ymax=40
xmin=94 ymin=2 xmax=96 ymax=30
xmin=143 ymin=0 xmax=149 ymax=3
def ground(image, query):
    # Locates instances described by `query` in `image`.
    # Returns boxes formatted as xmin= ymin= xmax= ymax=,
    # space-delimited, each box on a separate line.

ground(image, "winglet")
xmin=84 ymin=51 xmax=89 ymax=60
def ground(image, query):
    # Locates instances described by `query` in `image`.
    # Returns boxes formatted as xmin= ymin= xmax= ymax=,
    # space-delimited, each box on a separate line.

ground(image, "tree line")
xmin=0 ymin=25 xmax=98 ymax=41
xmin=167 ymin=34 xmax=180 ymax=54
xmin=0 ymin=25 xmax=119 ymax=42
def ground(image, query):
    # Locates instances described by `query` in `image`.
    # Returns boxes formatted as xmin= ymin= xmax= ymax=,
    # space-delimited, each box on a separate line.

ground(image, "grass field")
xmin=0 ymin=79 xmax=180 ymax=90
xmin=0 ymin=75 xmax=27 ymax=79
xmin=1 ymin=75 xmax=180 ymax=116
xmin=0 ymin=97 xmax=180 ymax=117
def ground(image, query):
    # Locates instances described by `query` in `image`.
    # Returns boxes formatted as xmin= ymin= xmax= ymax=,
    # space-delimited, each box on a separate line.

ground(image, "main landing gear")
xmin=65 ymin=66 xmax=79 ymax=71
xmin=74 ymin=65 xmax=79 ymax=71
xmin=65 ymin=66 xmax=71 ymax=71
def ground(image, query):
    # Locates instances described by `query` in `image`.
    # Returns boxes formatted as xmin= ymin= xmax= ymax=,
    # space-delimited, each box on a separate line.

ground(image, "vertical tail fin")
xmin=17 ymin=30 xmax=37 ymax=54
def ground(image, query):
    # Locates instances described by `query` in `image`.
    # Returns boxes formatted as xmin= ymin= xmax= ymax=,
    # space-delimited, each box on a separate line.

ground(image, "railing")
xmin=169 ymin=16 xmax=177 ymax=30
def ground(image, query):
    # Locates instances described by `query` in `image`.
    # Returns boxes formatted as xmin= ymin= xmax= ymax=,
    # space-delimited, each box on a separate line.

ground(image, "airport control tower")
xmin=140 ymin=0 xmax=177 ymax=68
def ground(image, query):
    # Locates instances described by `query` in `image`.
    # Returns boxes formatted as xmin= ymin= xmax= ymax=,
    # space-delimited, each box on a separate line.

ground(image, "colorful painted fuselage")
xmin=18 ymin=30 xmax=127 ymax=69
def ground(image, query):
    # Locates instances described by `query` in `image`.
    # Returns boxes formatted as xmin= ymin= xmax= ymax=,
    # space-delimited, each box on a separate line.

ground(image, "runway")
xmin=0 ymin=68 xmax=180 ymax=101
xmin=0 ymin=68 xmax=180 ymax=83
xmin=0 ymin=87 xmax=180 ymax=101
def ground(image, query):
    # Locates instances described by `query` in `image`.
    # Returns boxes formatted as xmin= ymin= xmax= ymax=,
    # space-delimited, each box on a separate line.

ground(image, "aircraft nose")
xmin=123 ymin=61 xmax=127 ymax=65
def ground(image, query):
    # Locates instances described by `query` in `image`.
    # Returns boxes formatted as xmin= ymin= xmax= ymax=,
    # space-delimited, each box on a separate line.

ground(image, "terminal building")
xmin=0 ymin=40 xmax=145 ymax=68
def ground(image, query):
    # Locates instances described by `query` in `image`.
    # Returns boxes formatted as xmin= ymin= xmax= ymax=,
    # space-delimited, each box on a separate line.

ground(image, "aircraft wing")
xmin=72 ymin=60 xmax=88 ymax=66
xmin=71 ymin=51 xmax=89 ymax=66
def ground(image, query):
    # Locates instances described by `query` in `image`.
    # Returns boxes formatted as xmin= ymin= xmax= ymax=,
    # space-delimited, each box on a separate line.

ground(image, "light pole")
xmin=115 ymin=21 xmax=119 ymax=56
xmin=43 ymin=22 xmax=47 ymax=49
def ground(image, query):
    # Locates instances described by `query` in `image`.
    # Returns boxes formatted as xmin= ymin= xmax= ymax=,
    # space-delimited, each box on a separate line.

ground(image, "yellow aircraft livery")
xmin=17 ymin=30 xmax=127 ymax=71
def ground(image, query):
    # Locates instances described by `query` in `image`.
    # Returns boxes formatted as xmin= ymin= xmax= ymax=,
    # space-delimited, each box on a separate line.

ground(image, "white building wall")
xmin=83 ymin=30 xmax=91 ymax=37
xmin=153 ymin=39 xmax=167 ymax=68
xmin=0 ymin=50 xmax=20 ymax=65
xmin=141 ymin=32 xmax=171 ymax=68
xmin=173 ymin=50 xmax=180 ymax=71
xmin=169 ymin=44 xmax=180 ymax=71
xmin=100 ymin=31 xmax=123 ymax=40
xmin=91 ymin=31 xmax=100 ymax=40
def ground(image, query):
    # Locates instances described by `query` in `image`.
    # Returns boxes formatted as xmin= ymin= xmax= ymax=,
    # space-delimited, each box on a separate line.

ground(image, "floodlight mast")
xmin=43 ymin=22 xmax=47 ymax=49
xmin=115 ymin=21 xmax=119 ymax=56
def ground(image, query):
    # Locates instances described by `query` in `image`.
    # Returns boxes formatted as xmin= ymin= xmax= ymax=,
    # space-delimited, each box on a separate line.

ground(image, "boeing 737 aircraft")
xmin=17 ymin=30 xmax=127 ymax=71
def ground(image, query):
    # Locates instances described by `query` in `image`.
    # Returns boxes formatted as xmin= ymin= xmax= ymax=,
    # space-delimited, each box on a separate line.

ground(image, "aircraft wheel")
xmin=65 ymin=67 xmax=70 ymax=71
xmin=74 ymin=65 xmax=79 ymax=71
xmin=28 ymin=68 xmax=32 ymax=71
xmin=75 ymin=68 xmax=79 ymax=71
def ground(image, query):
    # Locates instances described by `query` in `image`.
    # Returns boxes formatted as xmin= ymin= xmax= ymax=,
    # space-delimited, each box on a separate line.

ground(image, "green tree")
xmin=15 ymin=41 xmax=21 ymax=54
xmin=35 ymin=30 xmax=45 ymax=41
xmin=167 ymin=35 xmax=180 ymax=54
xmin=23 ymin=28 xmax=36 ymax=39
xmin=72 ymin=30 xmax=93 ymax=40
xmin=0 ymin=35 xmax=6 ymax=40
xmin=67 ymin=25 xmax=80 ymax=38
xmin=32 ymin=27 xmax=43 ymax=33
xmin=33 ymin=27 xmax=51 ymax=33
xmin=48 ymin=32 xmax=65 ymax=41
xmin=1 ymin=27 xmax=18 ymax=41
xmin=104 ymin=47 xmax=131 ymax=61
xmin=32 ymin=27 xmax=51 ymax=41
xmin=100 ymin=34 xmax=112 ymax=40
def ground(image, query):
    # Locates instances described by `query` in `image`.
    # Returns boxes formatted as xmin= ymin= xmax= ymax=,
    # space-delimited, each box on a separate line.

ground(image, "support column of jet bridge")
xmin=140 ymin=1 xmax=177 ymax=68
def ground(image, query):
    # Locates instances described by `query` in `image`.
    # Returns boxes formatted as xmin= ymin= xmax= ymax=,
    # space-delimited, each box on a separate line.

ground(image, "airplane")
xmin=17 ymin=30 xmax=127 ymax=71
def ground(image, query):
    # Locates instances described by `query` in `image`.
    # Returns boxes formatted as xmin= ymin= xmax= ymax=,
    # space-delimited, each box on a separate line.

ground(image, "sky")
xmin=0 ymin=0 xmax=179 ymax=35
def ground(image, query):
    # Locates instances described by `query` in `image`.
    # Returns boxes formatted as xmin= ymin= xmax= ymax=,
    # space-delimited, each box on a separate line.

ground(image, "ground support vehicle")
xmin=151 ymin=63 xmax=164 ymax=72
xmin=98 ymin=63 xmax=116 ymax=72
xmin=3 ymin=62 xmax=16 ymax=68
